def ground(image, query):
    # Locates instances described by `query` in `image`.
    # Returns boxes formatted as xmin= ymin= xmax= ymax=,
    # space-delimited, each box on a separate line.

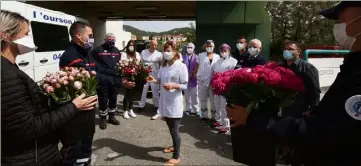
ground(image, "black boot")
xmin=99 ymin=116 xmax=107 ymax=130
xmin=108 ymin=113 xmax=120 ymax=125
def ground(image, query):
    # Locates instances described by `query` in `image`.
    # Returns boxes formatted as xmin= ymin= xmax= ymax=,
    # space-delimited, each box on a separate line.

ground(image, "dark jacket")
xmin=230 ymin=52 xmax=276 ymax=166
xmin=59 ymin=42 xmax=96 ymax=142
xmin=234 ymin=52 xmax=267 ymax=69
xmin=1 ymin=56 xmax=76 ymax=166
xmin=256 ymin=51 xmax=361 ymax=165
xmin=91 ymin=43 xmax=121 ymax=87
xmin=231 ymin=48 xmax=248 ymax=69
xmin=279 ymin=58 xmax=321 ymax=117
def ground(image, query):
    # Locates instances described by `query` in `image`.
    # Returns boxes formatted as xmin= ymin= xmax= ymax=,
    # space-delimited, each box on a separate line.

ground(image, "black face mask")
xmin=105 ymin=40 xmax=115 ymax=47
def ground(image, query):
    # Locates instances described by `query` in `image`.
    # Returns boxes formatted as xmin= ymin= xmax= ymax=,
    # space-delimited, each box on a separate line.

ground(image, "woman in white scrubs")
xmin=147 ymin=42 xmax=188 ymax=165
xmin=211 ymin=44 xmax=238 ymax=134
xmin=196 ymin=40 xmax=220 ymax=123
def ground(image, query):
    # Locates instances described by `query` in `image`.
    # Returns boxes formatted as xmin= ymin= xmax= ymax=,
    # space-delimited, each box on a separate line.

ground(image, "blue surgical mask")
xmin=283 ymin=50 xmax=294 ymax=60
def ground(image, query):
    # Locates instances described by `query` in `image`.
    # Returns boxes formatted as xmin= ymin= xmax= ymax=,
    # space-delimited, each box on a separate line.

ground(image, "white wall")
xmin=88 ymin=19 xmax=131 ymax=50
xmin=105 ymin=21 xmax=131 ymax=50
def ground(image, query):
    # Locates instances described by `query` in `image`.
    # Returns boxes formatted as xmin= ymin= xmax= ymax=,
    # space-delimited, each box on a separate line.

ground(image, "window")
xmin=31 ymin=21 xmax=70 ymax=52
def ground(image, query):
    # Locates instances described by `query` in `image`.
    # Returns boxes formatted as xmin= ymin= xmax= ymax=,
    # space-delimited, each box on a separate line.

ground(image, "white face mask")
xmin=220 ymin=52 xmax=229 ymax=59
xmin=206 ymin=47 xmax=213 ymax=53
xmin=12 ymin=36 xmax=38 ymax=55
xmin=333 ymin=16 xmax=361 ymax=50
xmin=187 ymin=48 xmax=194 ymax=54
xmin=248 ymin=47 xmax=259 ymax=56
xmin=236 ymin=43 xmax=245 ymax=50
xmin=163 ymin=51 xmax=174 ymax=61
xmin=128 ymin=46 xmax=134 ymax=52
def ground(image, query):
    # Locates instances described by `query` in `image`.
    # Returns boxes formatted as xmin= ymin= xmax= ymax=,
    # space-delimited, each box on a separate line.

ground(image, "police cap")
xmin=320 ymin=1 xmax=361 ymax=19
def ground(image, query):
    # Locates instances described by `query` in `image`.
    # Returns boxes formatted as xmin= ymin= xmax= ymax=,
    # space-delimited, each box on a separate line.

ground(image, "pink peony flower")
xmin=63 ymin=80 xmax=69 ymax=85
xmin=265 ymin=61 xmax=278 ymax=69
xmin=76 ymin=73 xmax=82 ymax=78
xmin=45 ymin=86 xmax=54 ymax=93
xmin=68 ymin=76 xmax=74 ymax=81
xmin=90 ymin=71 xmax=96 ymax=76
xmin=43 ymin=83 xmax=50 ymax=89
xmin=73 ymin=81 xmax=82 ymax=90
xmin=55 ymin=83 xmax=61 ymax=89
xmin=51 ymin=79 xmax=57 ymax=84
xmin=46 ymin=72 xmax=51 ymax=77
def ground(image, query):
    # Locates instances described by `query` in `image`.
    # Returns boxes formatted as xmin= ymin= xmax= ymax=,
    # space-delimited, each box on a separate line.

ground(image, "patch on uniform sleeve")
xmin=345 ymin=95 xmax=361 ymax=120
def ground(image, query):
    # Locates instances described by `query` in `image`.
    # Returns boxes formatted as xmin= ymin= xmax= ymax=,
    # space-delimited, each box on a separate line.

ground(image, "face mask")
xmin=333 ymin=16 xmax=361 ymax=50
xmin=236 ymin=43 xmax=245 ymax=50
xmin=84 ymin=38 xmax=94 ymax=49
xmin=206 ymin=47 xmax=213 ymax=53
xmin=283 ymin=50 xmax=294 ymax=60
xmin=128 ymin=46 xmax=134 ymax=52
xmin=12 ymin=36 xmax=38 ymax=55
xmin=220 ymin=52 xmax=229 ymax=59
xmin=105 ymin=40 xmax=115 ymax=47
xmin=187 ymin=48 xmax=194 ymax=54
xmin=164 ymin=51 xmax=174 ymax=61
xmin=248 ymin=47 xmax=258 ymax=56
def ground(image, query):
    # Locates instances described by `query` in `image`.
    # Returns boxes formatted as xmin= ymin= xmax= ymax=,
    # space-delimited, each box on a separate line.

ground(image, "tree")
xmin=185 ymin=22 xmax=196 ymax=42
xmin=266 ymin=1 xmax=336 ymax=57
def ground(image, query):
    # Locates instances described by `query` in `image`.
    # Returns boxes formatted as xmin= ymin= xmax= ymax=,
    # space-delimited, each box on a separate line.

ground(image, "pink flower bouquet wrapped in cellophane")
xmin=210 ymin=62 xmax=305 ymax=114
xmin=39 ymin=67 xmax=98 ymax=104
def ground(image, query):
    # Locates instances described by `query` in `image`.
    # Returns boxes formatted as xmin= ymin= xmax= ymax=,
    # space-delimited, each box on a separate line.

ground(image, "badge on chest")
xmin=345 ymin=95 xmax=361 ymax=121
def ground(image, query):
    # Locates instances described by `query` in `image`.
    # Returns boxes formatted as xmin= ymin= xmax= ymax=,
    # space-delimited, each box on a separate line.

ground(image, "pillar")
xmin=195 ymin=1 xmax=271 ymax=59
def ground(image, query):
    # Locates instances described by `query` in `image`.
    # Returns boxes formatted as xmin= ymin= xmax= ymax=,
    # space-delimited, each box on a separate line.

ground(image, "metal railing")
xmin=303 ymin=49 xmax=350 ymax=61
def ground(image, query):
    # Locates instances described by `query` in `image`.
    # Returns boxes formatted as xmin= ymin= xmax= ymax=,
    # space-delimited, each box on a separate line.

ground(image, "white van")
xmin=1 ymin=1 xmax=88 ymax=82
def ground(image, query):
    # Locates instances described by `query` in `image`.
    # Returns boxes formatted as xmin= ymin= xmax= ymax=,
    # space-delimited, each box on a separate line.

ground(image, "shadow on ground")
xmin=92 ymin=138 xmax=168 ymax=163
xmin=179 ymin=115 xmax=234 ymax=160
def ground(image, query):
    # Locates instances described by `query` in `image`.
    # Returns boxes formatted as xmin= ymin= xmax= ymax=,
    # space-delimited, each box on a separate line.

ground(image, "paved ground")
xmin=91 ymin=95 xmax=240 ymax=166
xmin=90 ymin=88 xmax=328 ymax=166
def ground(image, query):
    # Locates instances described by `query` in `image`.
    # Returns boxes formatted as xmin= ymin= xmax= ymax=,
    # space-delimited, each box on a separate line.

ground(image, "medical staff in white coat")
xmin=146 ymin=42 xmax=188 ymax=165
xmin=196 ymin=40 xmax=220 ymax=123
xmin=139 ymin=40 xmax=162 ymax=120
xmin=211 ymin=44 xmax=238 ymax=134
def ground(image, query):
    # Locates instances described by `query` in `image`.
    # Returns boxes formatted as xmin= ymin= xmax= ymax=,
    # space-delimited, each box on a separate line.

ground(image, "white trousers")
xmin=214 ymin=95 xmax=230 ymax=128
xmin=139 ymin=82 xmax=160 ymax=108
xmin=184 ymin=86 xmax=200 ymax=113
xmin=198 ymin=84 xmax=216 ymax=119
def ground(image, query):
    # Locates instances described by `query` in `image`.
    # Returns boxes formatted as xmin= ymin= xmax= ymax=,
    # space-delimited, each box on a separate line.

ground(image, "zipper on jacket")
xmin=35 ymin=140 xmax=38 ymax=163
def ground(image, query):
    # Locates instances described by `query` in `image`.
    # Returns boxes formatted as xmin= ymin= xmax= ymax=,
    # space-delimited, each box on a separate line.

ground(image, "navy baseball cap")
xmin=319 ymin=1 xmax=361 ymax=19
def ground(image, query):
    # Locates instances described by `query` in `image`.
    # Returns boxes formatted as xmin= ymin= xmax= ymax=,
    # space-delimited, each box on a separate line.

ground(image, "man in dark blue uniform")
xmin=232 ymin=36 xmax=249 ymax=69
xmin=227 ymin=2 xmax=361 ymax=165
xmin=59 ymin=21 xmax=96 ymax=166
xmin=91 ymin=33 xmax=122 ymax=130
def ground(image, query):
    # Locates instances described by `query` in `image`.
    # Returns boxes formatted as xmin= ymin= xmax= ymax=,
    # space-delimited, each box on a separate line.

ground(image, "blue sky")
xmin=124 ymin=21 xmax=195 ymax=32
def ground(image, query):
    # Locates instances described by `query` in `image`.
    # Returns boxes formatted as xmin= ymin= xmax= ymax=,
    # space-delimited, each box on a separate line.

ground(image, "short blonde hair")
xmin=0 ymin=10 xmax=29 ymax=49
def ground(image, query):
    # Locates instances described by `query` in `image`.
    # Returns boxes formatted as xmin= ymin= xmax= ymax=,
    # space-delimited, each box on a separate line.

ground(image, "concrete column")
xmin=195 ymin=1 xmax=271 ymax=58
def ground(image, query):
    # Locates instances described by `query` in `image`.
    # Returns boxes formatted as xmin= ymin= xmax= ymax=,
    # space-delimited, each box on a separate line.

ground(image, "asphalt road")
xmin=90 ymin=88 xmax=328 ymax=166
xmin=90 ymin=95 xmax=241 ymax=166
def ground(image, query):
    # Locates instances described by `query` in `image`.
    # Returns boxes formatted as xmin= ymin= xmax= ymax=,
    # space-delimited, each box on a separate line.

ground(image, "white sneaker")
xmin=129 ymin=109 xmax=137 ymax=118
xmin=151 ymin=114 xmax=160 ymax=120
xmin=123 ymin=111 xmax=130 ymax=119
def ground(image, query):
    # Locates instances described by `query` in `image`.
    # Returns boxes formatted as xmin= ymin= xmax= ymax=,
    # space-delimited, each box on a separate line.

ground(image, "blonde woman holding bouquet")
xmin=147 ymin=42 xmax=188 ymax=165
xmin=1 ymin=10 xmax=97 ymax=166
xmin=121 ymin=40 xmax=141 ymax=119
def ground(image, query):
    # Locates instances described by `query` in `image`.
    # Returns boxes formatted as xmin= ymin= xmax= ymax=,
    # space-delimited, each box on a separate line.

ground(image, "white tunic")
xmin=141 ymin=49 xmax=163 ymax=77
xmin=120 ymin=52 xmax=141 ymax=62
xmin=212 ymin=56 xmax=238 ymax=73
xmin=157 ymin=60 xmax=188 ymax=118
xmin=196 ymin=52 xmax=220 ymax=87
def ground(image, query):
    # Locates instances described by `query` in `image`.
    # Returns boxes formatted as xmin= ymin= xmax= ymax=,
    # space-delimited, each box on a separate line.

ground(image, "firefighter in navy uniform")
xmin=59 ymin=21 xmax=97 ymax=166
xmin=91 ymin=33 xmax=122 ymax=130
xmin=227 ymin=1 xmax=361 ymax=165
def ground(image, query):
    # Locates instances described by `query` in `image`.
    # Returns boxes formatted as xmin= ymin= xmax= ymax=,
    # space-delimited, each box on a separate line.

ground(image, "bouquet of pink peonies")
xmin=39 ymin=67 xmax=98 ymax=103
xmin=210 ymin=62 xmax=305 ymax=113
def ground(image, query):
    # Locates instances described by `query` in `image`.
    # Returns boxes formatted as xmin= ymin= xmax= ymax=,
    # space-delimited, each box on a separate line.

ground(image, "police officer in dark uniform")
xmin=91 ymin=33 xmax=121 ymax=130
xmin=227 ymin=2 xmax=361 ymax=165
xmin=59 ymin=21 xmax=97 ymax=166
